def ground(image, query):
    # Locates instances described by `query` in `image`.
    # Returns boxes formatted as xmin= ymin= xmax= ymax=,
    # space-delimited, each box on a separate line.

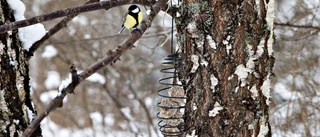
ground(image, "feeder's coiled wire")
xmin=157 ymin=53 xmax=186 ymax=136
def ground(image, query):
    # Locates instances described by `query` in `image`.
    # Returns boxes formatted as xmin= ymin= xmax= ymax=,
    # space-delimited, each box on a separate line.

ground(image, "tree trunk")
xmin=0 ymin=1 xmax=41 ymax=136
xmin=176 ymin=0 xmax=274 ymax=136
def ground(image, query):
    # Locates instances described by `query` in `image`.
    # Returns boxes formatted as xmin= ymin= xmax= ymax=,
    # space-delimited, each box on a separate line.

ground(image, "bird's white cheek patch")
xmin=132 ymin=8 xmax=139 ymax=13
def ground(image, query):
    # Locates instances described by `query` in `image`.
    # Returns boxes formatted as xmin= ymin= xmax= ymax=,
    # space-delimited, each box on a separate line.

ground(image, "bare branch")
xmin=26 ymin=0 xmax=100 ymax=58
xmin=70 ymin=64 xmax=79 ymax=94
xmin=22 ymin=0 xmax=168 ymax=136
xmin=128 ymin=83 xmax=159 ymax=136
xmin=0 ymin=0 xmax=156 ymax=34
xmin=275 ymin=22 xmax=320 ymax=30
xmin=103 ymin=86 xmax=138 ymax=134
xmin=27 ymin=0 xmax=157 ymax=58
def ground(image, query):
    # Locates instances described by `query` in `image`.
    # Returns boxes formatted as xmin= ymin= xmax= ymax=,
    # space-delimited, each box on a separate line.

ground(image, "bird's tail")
xmin=118 ymin=27 xmax=126 ymax=34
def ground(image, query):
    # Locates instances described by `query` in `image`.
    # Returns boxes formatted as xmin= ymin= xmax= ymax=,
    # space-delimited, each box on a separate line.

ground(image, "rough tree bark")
xmin=0 ymin=1 xmax=42 ymax=136
xmin=176 ymin=0 xmax=274 ymax=136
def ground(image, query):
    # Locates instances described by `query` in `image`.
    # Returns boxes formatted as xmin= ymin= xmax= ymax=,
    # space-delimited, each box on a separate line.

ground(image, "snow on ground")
xmin=272 ymin=79 xmax=320 ymax=136
xmin=45 ymin=71 xmax=60 ymax=89
xmin=144 ymin=97 xmax=154 ymax=107
xmin=40 ymin=90 xmax=68 ymax=104
xmin=40 ymin=90 xmax=57 ymax=103
xmin=72 ymin=15 xmax=88 ymax=26
xmin=276 ymin=0 xmax=296 ymax=21
xmin=90 ymin=112 xmax=103 ymax=124
xmin=271 ymin=99 xmax=320 ymax=137
xmin=273 ymin=83 xmax=302 ymax=101
xmin=272 ymin=0 xmax=320 ymax=135
xmin=104 ymin=113 xmax=115 ymax=126
xmin=42 ymin=45 xmax=57 ymax=58
xmin=86 ymin=72 xmax=106 ymax=84
xmin=41 ymin=117 xmax=144 ymax=137
xmin=76 ymin=70 xmax=106 ymax=84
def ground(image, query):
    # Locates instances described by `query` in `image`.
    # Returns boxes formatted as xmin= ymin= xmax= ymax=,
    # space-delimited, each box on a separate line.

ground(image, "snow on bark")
xmin=265 ymin=0 xmax=275 ymax=56
xmin=167 ymin=0 xmax=182 ymax=7
xmin=206 ymin=35 xmax=216 ymax=49
xmin=187 ymin=22 xmax=197 ymax=38
xmin=200 ymin=57 xmax=208 ymax=67
xmin=222 ymin=35 xmax=232 ymax=54
xmin=186 ymin=130 xmax=198 ymax=137
xmin=210 ymin=74 xmax=218 ymax=93
xmin=176 ymin=12 xmax=181 ymax=17
xmin=190 ymin=55 xmax=199 ymax=73
xmin=246 ymin=44 xmax=257 ymax=69
xmin=192 ymin=103 xmax=197 ymax=110
xmin=257 ymin=116 xmax=269 ymax=137
xmin=7 ymin=0 xmax=46 ymax=51
xmin=250 ymin=85 xmax=258 ymax=99
xmin=234 ymin=64 xmax=251 ymax=87
xmin=26 ymin=102 xmax=35 ymax=121
xmin=7 ymin=0 xmax=25 ymax=21
xmin=208 ymin=102 xmax=223 ymax=117
xmin=255 ymin=0 xmax=261 ymax=17
xmin=261 ymin=74 xmax=271 ymax=105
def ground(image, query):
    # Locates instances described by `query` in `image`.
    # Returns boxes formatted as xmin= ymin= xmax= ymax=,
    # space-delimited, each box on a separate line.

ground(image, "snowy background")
xmin=271 ymin=0 xmax=320 ymax=136
xmin=11 ymin=0 xmax=320 ymax=136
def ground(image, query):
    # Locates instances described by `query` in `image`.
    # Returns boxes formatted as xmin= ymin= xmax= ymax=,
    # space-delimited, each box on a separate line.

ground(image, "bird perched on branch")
xmin=118 ymin=5 xmax=143 ymax=34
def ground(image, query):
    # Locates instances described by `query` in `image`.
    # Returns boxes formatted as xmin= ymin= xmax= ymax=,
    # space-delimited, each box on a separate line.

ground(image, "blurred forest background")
xmin=21 ymin=0 xmax=320 ymax=136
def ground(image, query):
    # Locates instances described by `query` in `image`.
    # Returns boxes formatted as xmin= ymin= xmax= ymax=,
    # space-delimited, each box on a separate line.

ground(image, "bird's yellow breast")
xmin=124 ymin=15 xmax=136 ymax=29
xmin=124 ymin=12 xmax=143 ymax=29
xmin=138 ymin=12 xmax=143 ymax=24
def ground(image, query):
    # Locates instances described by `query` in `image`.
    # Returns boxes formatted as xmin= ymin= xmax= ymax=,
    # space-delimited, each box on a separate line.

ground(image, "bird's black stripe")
xmin=128 ymin=12 xmax=139 ymax=28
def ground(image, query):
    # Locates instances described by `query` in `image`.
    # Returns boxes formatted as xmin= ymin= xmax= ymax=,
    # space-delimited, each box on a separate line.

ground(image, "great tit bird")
xmin=118 ymin=5 xmax=143 ymax=34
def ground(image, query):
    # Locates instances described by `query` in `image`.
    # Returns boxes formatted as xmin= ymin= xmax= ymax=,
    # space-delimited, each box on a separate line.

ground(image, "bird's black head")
xmin=128 ymin=5 xmax=140 ymax=13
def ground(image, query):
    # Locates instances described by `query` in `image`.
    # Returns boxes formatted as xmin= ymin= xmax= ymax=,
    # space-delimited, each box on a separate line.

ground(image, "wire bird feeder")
xmin=157 ymin=1 xmax=185 ymax=136
xmin=157 ymin=53 xmax=186 ymax=136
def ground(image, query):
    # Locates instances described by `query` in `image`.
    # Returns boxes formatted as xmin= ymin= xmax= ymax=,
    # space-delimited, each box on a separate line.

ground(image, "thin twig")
xmin=27 ymin=0 xmax=100 ymax=58
xmin=0 ymin=0 xmax=156 ymax=34
xmin=128 ymin=83 xmax=159 ymax=137
xmin=104 ymin=87 xmax=138 ymax=134
xmin=22 ymin=0 xmax=168 ymax=136
xmin=275 ymin=22 xmax=320 ymax=30
xmin=27 ymin=0 xmax=157 ymax=58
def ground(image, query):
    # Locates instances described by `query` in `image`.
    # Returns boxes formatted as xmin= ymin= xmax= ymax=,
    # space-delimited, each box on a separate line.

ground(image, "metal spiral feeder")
xmin=157 ymin=53 xmax=186 ymax=136
xmin=157 ymin=1 xmax=184 ymax=135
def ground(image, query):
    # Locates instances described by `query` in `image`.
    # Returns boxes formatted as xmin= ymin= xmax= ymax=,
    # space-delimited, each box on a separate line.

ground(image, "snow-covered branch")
xmin=22 ymin=0 xmax=168 ymax=136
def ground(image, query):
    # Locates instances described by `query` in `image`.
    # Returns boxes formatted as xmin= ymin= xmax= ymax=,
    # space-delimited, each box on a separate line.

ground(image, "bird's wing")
xmin=121 ymin=13 xmax=127 ymax=27
xmin=118 ymin=13 xmax=128 ymax=34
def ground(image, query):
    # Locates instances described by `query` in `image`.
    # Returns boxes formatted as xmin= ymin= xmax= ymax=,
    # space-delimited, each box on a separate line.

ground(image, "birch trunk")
xmin=0 ymin=1 xmax=41 ymax=136
xmin=176 ymin=0 xmax=275 ymax=136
